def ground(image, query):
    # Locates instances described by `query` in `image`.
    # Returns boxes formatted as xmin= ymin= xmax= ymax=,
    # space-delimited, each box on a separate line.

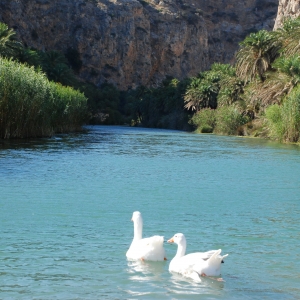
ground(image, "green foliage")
xmin=0 ymin=58 xmax=51 ymax=138
xmin=184 ymin=63 xmax=243 ymax=113
xmin=0 ymin=23 xmax=77 ymax=87
xmin=49 ymin=82 xmax=88 ymax=132
xmin=96 ymin=82 xmax=122 ymax=124
xmin=65 ymin=47 xmax=82 ymax=73
xmin=14 ymin=47 xmax=41 ymax=67
xmin=184 ymin=64 xmax=223 ymax=112
xmin=0 ymin=22 xmax=23 ymax=59
xmin=265 ymin=104 xmax=284 ymax=141
xmin=123 ymin=77 xmax=191 ymax=130
xmin=0 ymin=58 xmax=87 ymax=139
xmin=265 ymin=86 xmax=300 ymax=142
xmin=252 ymin=55 xmax=300 ymax=107
xmin=217 ymin=66 xmax=244 ymax=107
xmin=76 ymin=81 xmax=123 ymax=125
xmin=274 ymin=16 xmax=300 ymax=57
xmin=214 ymin=106 xmax=249 ymax=135
xmin=235 ymin=30 xmax=280 ymax=82
xmin=282 ymin=89 xmax=300 ymax=142
xmin=184 ymin=79 xmax=218 ymax=111
xmin=40 ymin=50 xmax=75 ymax=86
xmin=4 ymin=19 xmax=300 ymax=142
xmin=273 ymin=54 xmax=300 ymax=75
xmin=190 ymin=108 xmax=216 ymax=133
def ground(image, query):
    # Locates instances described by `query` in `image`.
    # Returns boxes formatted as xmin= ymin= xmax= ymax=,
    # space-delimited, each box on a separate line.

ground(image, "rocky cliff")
xmin=0 ymin=0 xmax=278 ymax=90
xmin=274 ymin=0 xmax=300 ymax=29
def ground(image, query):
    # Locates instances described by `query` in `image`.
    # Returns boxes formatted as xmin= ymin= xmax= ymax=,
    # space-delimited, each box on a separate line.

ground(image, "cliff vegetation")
xmin=2 ymin=8 xmax=300 ymax=143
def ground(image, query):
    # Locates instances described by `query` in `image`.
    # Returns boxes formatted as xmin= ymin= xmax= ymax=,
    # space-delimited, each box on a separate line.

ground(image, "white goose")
xmin=167 ymin=233 xmax=228 ymax=281
xmin=126 ymin=211 xmax=167 ymax=262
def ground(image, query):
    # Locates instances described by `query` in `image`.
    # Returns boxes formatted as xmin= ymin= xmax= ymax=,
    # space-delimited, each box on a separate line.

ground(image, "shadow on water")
xmin=1 ymin=125 xmax=299 ymax=157
xmin=0 ymin=130 xmax=91 ymax=151
xmin=0 ymin=126 xmax=171 ymax=151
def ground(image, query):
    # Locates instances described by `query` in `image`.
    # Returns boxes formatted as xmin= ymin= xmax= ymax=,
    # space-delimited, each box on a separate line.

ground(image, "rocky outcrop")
xmin=0 ymin=0 xmax=278 ymax=90
xmin=274 ymin=0 xmax=300 ymax=29
xmin=190 ymin=0 xmax=278 ymax=63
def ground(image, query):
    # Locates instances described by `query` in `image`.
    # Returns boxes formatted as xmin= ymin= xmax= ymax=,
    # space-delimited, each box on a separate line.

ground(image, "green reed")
xmin=0 ymin=58 xmax=87 ymax=139
xmin=266 ymin=86 xmax=300 ymax=143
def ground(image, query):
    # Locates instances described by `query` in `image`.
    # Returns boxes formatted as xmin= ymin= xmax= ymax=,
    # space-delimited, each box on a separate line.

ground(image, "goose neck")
xmin=133 ymin=219 xmax=143 ymax=240
xmin=175 ymin=240 xmax=186 ymax=258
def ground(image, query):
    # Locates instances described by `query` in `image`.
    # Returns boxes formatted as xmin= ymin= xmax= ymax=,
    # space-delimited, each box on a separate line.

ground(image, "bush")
xmin=282 ymin=90 xmax=300 ymax=142
xmin=265 ymin=87 xmax=300 ymax=142
xmin=265 ymin=104 xmax=284 ymax=141
xmin=190 ymin=108 xmax=216 ymax=133
xmin=214 ymin=106 xmax=249 ymax=135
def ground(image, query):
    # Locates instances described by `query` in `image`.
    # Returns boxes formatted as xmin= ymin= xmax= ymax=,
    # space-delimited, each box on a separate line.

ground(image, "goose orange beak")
xmin=167 ymin=237 xmax=174 ymax=243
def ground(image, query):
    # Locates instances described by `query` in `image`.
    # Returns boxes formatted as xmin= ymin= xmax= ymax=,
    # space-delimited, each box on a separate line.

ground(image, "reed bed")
xmin=266 ymin=86 xmax=300 ymax=143
xmin=0 ymin=58 xmax=87 ymax=139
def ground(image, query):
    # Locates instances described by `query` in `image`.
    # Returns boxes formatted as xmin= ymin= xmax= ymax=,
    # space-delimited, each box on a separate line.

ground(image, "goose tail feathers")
xmin=208 ymin=249 xmax=228 ymax=266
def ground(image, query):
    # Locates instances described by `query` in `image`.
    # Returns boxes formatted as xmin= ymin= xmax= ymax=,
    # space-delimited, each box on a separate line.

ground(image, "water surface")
xmin=1 ymin=126 xmax=300 ymax=299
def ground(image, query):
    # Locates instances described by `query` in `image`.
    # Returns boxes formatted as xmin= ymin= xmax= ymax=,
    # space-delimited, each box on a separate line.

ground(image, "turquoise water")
xmin=1 ymin=125 xmax=300 ymax=299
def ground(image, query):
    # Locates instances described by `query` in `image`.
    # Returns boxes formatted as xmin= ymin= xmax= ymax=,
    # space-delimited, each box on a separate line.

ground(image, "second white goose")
xmin=167 ymin=233 xmax=228 ymax=280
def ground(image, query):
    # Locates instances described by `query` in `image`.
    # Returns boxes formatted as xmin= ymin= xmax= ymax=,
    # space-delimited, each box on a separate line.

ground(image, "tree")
xmin=40 ymin=50 xmax=68 ymax=71
xmin=15 ymin=47 xmax=41 ymax=67
xmin=0 ymin=22 xmax=22 ymax=58
xmin=274 ymin=17 xmax=300 ymax=57
xmin=40 ymin=50 xmax=74 ymax=85
xmin=184 ymin=63 xmax=237 ymax=112
xmin=235 ymin=30 xmax=279 ymax=82
xmin=215 ymin=64 xmax=244 ymax=107
xmin=184 ymin=80 xmax=218 ymax=111
xmin=254 ymin=55 xmax=300 ymax=106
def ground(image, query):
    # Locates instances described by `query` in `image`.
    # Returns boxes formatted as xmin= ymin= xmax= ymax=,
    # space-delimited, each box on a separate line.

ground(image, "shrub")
xmin=265 ymin=87 xmax=300 ymax=142
xmin=281 ymin=90 xmax=300 ymax=142
xmin=265 ymin=104 xmax=284 ymax=141
xmin=214 ymin=106 xmax=249 ymax=135
xmin=190 ymin=108 xmax=216 ymax=133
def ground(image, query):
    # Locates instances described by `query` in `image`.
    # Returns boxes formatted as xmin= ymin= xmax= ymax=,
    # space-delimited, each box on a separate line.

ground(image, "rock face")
xmin=274 ymin=0 xmax=300 ymax=29
xmin=0 ymin=0 xmax=278 ymax=90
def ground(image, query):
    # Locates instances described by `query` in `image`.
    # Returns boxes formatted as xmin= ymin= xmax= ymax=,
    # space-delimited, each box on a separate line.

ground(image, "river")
xmin=1 ymin=125 xmax=299 ymax=299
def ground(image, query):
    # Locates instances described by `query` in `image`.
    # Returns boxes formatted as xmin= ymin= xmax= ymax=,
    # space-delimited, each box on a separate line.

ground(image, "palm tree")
xmin=15 ymin=47 xmax=41 ymax=67
xmin=184 ymin=77 xmax=218 ymax=111
xmin=0 ymin=22 xmax=23 ymax=58
xmin=40 ymin=50 xmax=68 ymax=72
xmin=48 ymin=63 xmax=75 ymax=86
xmin=217 ymin=77 xmax=244 ymax=107
xmin=40 ymin=50 xmax=74 ymax=85
xmin=235 ymin=30 xmax=280 ymax=82
xmin=274 ymin=17 xmax=300 ymax=57
xmin=184 ymin=63 xmax=240 ymax=112
xmin=256 ymin=55 xmax=300 ymax=106
xmin=214 ymin=64 xmax=244 ymax=107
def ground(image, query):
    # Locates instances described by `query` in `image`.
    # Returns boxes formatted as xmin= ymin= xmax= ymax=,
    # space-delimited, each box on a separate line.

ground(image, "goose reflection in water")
xmin=126 ymin=260 xmax=166 ymax=281
xmin=167 ymin=272 xmax=225 ymax=296
xmin=126 ymin=260 xmax=225 ymax=297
